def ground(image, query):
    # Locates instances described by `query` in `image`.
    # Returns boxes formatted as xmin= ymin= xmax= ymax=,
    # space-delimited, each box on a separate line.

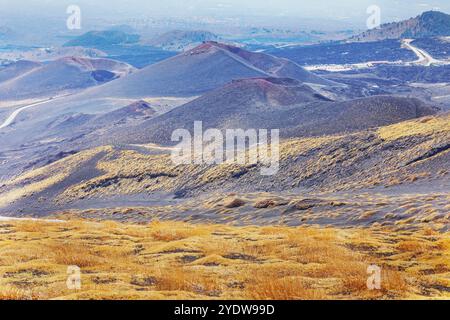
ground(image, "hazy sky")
xmin=1 ymin=0 xmax=450 ymax=27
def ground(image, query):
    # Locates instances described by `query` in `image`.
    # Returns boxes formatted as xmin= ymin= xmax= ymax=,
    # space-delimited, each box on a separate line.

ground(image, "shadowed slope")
xmin=1 ymin=113 xmax=447 ymax=215
xmin=109 ymin=78 xmax=437 ymax=145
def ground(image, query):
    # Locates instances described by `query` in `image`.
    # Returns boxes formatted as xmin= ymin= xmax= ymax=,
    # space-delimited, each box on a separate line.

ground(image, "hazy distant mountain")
xmin=350 ymin=11 xmax=450 ymax=42
xmin=148 ymin=30 xmax=220 ymax=51
xmin=0 ymin=47 xmax=107 ymax=63
xmin=0 ymin=57 xmax=135 ymax=100
xmin=106 ymin=25 xmax=137 ymax=34
xmin=64 ymin=30 xmax=140 ymax=47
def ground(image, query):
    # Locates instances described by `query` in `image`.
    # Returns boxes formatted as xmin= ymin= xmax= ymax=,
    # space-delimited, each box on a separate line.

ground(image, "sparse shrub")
xmin=254 ymin=199 xmax=277 ymax=209
xmin=154 ymin=267 xmax=222 ymax=296
xmin=0 ymin=218 xmax=447 ymax=300
xmin=49 ymin=243 xmax=102 ymax=267
xmin=360 ymin=210 xmax=379 ymax=219
xmin=246 ymin=275 xmax=327 ymax=300
xmin=396 ymin=240 xmax=427 ymax=253
xmin=151 ymin=229 xmax=190 ymax=242
xmin=0 ymin=286 xmax=39 ymax=300
xmin=224 ymin=198 xmax=246 ymax=208
xmin=14 ymin=221 xmax=45 ymax=233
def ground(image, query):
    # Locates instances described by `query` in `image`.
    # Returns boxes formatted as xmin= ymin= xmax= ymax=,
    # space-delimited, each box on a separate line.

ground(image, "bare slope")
xmin=203 ymin=42 xmax=334 ymax=85
xmin=0 ymin=57 xmax=135 ymax=100
xmin=0 ymin=113 xmax=448 ymax=216
xmin=0 ymin=42 xmax=334 ymax=133
xmin=0 ymin=60 xmax=41 ymax=83
xmin=110 ymin=78 xmax=437 ymax=145
xmin=26 ymin=41 xmax=332 ymax=105
xmin=68 ymin=42 xmax=271 ymax=99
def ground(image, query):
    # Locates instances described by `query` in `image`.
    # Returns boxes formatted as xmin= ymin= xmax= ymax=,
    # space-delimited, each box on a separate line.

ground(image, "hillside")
xmin=267 ymin=40 xmax=416 ymax=66
xmin=0 ymin=113 xmax=448 ymax=301
xmin=95 ymin=100 xmax=156 ymax=123
xmin=350 ymin=11 xmax=450 ymax=42
xmin=0 ymin=113 xmax=447 ymax=217
xmin=0 ymin=57 xmax=136 ymax=100
xmin=0 ymin=60 xmax=41 ymax=83
xmin=204 ymin=42 xmax=334 ymax=85
xmin=109 ymin=77 xmax=329 ymax=144
xmin=1 ymin=2 xmax=450 ymax=303
xmin=0 ymin=47 xmax=107 ymax=63
xmin=1 ymin=41 xmax=334 ymax=124
xmin=42 ymin=100 xmax=156 ymax=133
xmin=109 ymin=81 xmax=436 ymax=145
xmin=83 ymin=41 xmax=333 ymax=98
xmin=44 ymin=42 xmax=270 ymax=102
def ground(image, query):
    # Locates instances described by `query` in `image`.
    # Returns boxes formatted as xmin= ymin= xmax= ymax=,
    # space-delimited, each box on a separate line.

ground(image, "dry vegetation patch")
xmin=377 ymin=114 xmax=450 ymax=141
xmin=0 ymin=219 xmax=448 ymax=300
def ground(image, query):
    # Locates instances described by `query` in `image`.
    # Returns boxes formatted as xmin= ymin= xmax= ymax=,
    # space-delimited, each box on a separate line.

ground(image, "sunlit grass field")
xmin=0 ymin=219 xmax=448 ymax=300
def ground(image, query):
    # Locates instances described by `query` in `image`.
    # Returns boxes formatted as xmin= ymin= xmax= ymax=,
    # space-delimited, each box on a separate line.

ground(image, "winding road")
xmin=306 ymin=39 xmax=448 ymax=72
xmin=0 ymin=95 xmax=68 ymax=130
xmin=401 ymin=39 xmax=441 ymax=66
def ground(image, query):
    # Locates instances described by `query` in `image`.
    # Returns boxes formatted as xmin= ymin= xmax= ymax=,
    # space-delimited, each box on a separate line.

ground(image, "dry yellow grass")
xmin=0 ymin=146 xmax=112 ymax=208
xmin=0 ymin=219 xmax=448 ymax=300
xmin=2 ymin=112 xmax=448 ymax=207
xmin=377 ymin=113 xmax=450 ymax=141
